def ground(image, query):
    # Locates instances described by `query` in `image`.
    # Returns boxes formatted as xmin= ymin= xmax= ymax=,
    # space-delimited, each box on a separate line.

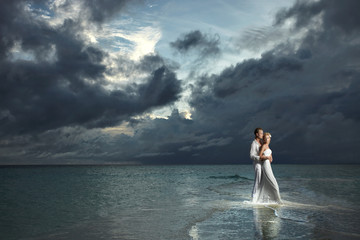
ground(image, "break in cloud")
xmin=0 ymin=0 xmax=181 ymax=136
xmin=0 ymin=0 xmax=359 ymax=165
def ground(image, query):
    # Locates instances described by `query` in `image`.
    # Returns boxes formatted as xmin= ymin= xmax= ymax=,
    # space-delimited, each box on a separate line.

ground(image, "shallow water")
xmin=0 ymin=164 xmax=359 ymax=240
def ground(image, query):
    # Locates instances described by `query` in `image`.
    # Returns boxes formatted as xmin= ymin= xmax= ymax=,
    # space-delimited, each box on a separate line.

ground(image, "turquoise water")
xmin=0 ymin=165 xmax=359 ymax=239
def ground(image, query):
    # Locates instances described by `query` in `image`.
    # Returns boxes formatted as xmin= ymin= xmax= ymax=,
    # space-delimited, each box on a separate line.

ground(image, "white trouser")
xmin=252 ymin=161 xmax=262 ymax=199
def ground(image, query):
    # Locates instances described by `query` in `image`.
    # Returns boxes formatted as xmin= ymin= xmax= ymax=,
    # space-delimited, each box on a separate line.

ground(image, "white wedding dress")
xmin=254 ymin=148 xmax=282 ymax=204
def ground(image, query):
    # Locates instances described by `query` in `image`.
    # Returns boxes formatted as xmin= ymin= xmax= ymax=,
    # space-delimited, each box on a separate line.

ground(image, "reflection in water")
xmin=254 ymin=206 xmax=281 ymax=240
xmin=189 ymin=225 xmax=200 ymax=240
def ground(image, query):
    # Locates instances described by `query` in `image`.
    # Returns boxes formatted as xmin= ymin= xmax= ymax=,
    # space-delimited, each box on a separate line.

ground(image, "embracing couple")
xmin=250 ymin=128 xmax=282 ymax=204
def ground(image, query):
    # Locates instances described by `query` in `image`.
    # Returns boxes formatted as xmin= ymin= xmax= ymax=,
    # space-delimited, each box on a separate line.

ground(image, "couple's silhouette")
xmin=250 ymin=128 xmax=282 ymax=204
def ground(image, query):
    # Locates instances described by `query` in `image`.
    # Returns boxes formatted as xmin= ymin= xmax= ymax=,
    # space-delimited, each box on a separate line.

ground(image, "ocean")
xmin=1 ymin=164 xmax=359 ymax=240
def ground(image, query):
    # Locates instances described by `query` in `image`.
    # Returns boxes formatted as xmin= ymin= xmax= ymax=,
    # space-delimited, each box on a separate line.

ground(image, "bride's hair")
xmin=263 ymin=132 xmax=271 ymax=139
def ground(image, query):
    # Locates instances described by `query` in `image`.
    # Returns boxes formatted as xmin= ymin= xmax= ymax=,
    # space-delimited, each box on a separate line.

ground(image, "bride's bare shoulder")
xmin=260 ymin=144 xmax=269 ymax=151
xmin=259 ymin=144 xmax=267 ymax=153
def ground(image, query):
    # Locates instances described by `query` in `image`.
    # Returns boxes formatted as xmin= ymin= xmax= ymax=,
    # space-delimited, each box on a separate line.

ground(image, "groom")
xmin=250 ymin=127 xmax=272 ymax=199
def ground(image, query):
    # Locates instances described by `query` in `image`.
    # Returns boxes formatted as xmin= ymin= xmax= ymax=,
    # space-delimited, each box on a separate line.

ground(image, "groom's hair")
xmin=254 ymin=128 xmax=263 ymax=136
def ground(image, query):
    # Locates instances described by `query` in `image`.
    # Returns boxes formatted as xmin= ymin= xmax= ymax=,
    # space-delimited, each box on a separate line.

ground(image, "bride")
xmin=253 ymin=132 xmax=282 ymax=204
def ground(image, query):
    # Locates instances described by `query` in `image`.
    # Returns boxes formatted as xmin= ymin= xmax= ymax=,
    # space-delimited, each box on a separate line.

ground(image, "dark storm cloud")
xmin=138 ymin=54 xmax=179 ymax=73
xmin=212 ymin=52 xmax=303 ymax=98
xmin=104 ymin=0 xmax=358 ymax=165
xmin=170 ymin=30 xmax=221 ymax=58
xmin=114 ymin=110 xmax=237 ymax=165
xmin=0 ymin=109 xmax=236 ymax=165
xmin=275 ymin=0 xmax=360 ymax=34
xmin=84 ymin=0 xmax=142 ymax=24
xmin=0 ymin=0 xmax=181 ymax=136
xmin=60 ymin=0 xmax=360 ymax=164
xmin=181 ymin=0 xmax=360 ymax=163
xmin=1 ymin=0 xmax=359 ymax=165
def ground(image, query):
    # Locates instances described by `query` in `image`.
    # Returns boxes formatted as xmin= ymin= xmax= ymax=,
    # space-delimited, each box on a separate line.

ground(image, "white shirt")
xmin=250 ymin=139 xmax=261 ymax=162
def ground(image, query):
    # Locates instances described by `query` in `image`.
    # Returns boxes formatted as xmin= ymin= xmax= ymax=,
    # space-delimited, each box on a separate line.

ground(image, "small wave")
xmin=242 ymin=200 xmax=282 ymax=206
xmin=208 ymin=175 xmax=251 ymax=180
xmin=264 ymin=205 xmax=309 ymax=223
xmin=242 ymin=200 xmax=311 ymax=223
xmin=243 ymin=199 xmax=328 ymax=211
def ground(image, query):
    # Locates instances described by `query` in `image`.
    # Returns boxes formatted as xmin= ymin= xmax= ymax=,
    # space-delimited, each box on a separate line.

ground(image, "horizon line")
xmin=1 ymin=163 xmax=359 ymax=167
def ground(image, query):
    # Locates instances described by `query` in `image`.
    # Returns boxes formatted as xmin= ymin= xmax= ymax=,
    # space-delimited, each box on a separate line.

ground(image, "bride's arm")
xmin=259 ymin=145 xmax=267 ymax=160
xmin=259 ymin=145 xmax=271 ymax=161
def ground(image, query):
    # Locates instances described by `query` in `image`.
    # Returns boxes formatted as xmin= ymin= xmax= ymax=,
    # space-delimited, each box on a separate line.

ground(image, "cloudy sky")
xmin=0 ymin=0 xmax=359 ymax=165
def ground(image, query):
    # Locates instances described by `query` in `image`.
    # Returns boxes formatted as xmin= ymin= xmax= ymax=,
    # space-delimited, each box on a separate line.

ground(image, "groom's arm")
xmin=250 ymin=142 xmax=260 ymax=161
xmin=260 ymin=154 xmax=272 ymax=161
